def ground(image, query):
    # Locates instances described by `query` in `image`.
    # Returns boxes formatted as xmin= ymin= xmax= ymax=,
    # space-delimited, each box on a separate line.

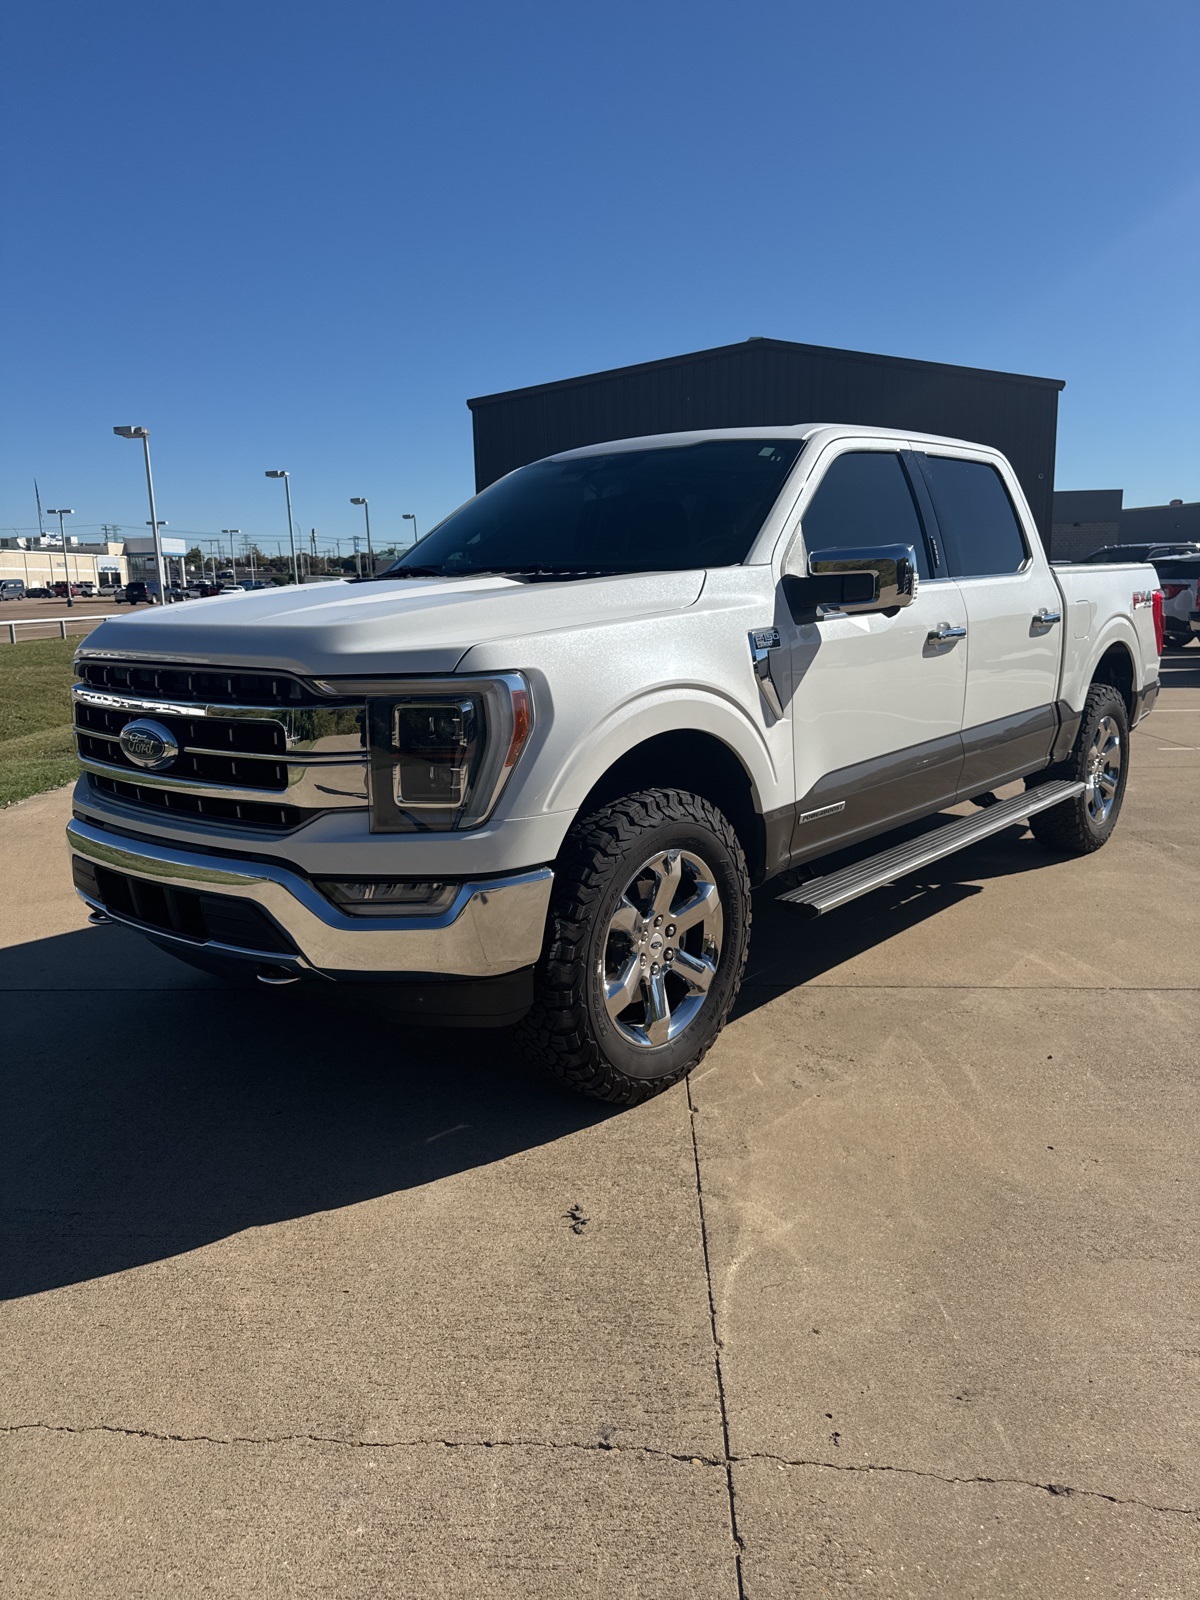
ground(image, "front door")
xmin=912 ymin=450 xmax=1064 ymax=793
xmin=782 ymin=444 xmax=970 ymax=864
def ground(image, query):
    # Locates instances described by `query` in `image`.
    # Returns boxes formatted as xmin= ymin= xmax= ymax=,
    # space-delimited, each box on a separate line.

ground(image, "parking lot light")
xmin=350 ymin=498 xmax=374 ymax=571
xmin=402 ymin=512 xmax=418 ymax=546
xmin=265 ymin=472 xmax=300 ymax=586
xmin=112 ymin=426 xmax=167 ymax=604
xmin=45 ymin=509 xmax=76 ymax=607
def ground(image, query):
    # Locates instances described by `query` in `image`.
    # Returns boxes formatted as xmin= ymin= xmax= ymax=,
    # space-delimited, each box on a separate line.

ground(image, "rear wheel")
xmin=517 ymin=788 xmax=751 ymax=1104
xmin=1029 ymin=683 xmax=1130 ymax=855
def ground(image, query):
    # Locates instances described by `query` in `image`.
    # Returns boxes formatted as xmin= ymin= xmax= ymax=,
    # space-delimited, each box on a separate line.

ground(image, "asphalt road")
xmin=2 ymin=651 xmax=1198 ymax=1597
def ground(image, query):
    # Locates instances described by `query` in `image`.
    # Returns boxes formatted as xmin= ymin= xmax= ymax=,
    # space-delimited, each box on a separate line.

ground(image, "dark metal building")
xmin=1120 ymin=499 xmax=1200 ymax=544
xmin=1051 ymin=488 xmax=1124 ymax=562
xmin=468 ymin=337 xmax=1066 ymax=537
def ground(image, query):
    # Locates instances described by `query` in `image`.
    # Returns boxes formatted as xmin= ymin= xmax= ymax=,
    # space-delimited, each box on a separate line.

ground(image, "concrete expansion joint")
xmin=734 ymin=1451 xmax=1199 ymax=1519
xmin=4 ymin=1424 xmax=1196 ymax=1520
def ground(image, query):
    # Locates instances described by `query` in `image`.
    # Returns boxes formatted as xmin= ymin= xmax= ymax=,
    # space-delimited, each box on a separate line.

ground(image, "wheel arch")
xmin=564 ymin=728 xmax=773 ymax=884
xmin=1090 ymin=640 xmax=1136 ymax=720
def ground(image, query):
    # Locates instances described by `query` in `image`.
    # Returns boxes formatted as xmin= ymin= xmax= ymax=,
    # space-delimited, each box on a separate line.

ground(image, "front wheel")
xmin=1028 ymin=683 xmax=1130 ymax=855
xmin=517 ymin=788 xmax=752 ymax=1104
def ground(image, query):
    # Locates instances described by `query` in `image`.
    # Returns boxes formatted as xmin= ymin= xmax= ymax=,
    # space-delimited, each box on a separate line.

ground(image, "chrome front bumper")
xmin=66 ymin=818 xmax=553 ymax=980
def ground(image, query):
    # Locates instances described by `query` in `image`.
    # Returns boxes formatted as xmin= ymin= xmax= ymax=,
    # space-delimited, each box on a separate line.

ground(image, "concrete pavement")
xmin=3 ymin=651 xmax=1198 ymax=1597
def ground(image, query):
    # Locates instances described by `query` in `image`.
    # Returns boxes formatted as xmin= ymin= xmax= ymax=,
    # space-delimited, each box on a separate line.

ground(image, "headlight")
xmin=362 ymin=674 xmax=532 ymax=832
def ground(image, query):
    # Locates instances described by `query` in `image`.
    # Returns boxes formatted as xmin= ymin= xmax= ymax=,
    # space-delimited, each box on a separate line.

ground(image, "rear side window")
xmin=800 ymin=451 xmax=932 ymax=579
xmin=919 ymin=456 xmax=1028 ymax=577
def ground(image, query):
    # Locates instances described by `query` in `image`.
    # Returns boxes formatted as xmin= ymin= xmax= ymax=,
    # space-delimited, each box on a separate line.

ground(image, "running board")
xmin=777 ymin=780 xmax=1086 ymax=918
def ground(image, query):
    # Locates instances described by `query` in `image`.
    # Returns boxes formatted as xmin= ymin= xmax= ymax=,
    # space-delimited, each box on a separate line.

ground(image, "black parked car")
xmin=124 ymin=581 xmax=151 ymax=605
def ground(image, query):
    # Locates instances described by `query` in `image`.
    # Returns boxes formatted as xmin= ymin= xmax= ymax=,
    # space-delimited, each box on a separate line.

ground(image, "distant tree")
xmin=186 ymin=546 xmax=204 ymax=567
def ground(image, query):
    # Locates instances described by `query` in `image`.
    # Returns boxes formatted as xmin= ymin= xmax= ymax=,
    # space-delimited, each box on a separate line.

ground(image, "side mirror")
xmin=783 ymin=543 xmax=919 ymax=619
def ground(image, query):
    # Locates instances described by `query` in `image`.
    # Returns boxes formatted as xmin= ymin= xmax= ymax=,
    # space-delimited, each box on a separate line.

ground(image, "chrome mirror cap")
xmin=785 ymin=543 xmax=919 ymax=617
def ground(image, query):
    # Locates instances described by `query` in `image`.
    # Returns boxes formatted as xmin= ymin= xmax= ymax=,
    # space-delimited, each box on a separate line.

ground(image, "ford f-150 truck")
xmin=67 ymin=425 xmax=1163 ymax=1102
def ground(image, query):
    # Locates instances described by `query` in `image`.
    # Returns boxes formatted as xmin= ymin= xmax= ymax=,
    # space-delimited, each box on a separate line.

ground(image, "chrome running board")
xmin=777 ymin=780 xmax=1086 ymax=918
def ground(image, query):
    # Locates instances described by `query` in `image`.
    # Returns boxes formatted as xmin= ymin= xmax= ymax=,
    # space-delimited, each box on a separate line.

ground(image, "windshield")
xmin=381 ymin=439 xmax=803 ymax=578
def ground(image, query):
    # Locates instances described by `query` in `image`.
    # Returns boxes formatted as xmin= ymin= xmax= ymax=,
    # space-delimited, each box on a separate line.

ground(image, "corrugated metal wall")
xmin=468 ymin=340 xmax=1064 ymax=538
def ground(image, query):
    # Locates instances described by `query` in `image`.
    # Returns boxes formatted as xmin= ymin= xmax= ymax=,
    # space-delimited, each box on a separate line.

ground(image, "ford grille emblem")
xmin=118 ymin=718 xmax=179 ymax=771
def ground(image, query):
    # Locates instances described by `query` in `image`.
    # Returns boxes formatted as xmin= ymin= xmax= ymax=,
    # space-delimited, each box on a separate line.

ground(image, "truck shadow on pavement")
xmin=0 ymin=822 xmax=1080 ymax=1300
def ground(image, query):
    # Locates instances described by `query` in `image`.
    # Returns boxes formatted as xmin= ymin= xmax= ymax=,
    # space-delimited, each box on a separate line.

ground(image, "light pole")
xmin=222 ymin=529 xmax=241 ymax=584
xmin=350 ymin=498 xmax=374 ymax=573
xmin=113 ymin=426 xmax=168 ymax=604
xmin=147 ymin=520 xmax=170 ymax=590
xmin=402 ymin=512 xmax=418 ymax=547
xmin=264 ymin=472 xmax=300 ymax=585
xmin=46 ymin=509 xmax=75 ymax=606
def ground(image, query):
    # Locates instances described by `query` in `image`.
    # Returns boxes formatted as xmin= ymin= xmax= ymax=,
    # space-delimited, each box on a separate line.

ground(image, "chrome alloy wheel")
xmin=1084 ymin=713 xmax=1122 ymax=825
xmin=600 ymin=849 xmax=724 ymax=1049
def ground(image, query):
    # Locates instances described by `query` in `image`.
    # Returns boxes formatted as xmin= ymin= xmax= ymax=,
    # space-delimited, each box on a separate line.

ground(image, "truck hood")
xmin=81 ymin=570 xmax=707 ymax=677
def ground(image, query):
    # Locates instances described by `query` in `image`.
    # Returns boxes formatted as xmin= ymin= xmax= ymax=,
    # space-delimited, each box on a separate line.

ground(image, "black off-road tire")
xmin=1028 ymin=683 xmax=1130 ymax=855
xmin=516 ymin=788 xmax=752 ymax=1104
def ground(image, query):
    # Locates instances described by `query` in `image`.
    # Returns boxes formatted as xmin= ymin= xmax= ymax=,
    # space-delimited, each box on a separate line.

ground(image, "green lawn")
xmin=0 ymin=638 xmax=80 ymax=806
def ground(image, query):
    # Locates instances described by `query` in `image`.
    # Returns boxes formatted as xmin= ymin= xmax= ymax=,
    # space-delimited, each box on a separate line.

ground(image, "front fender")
xmin=541 ymin=683 xmax=784 ymax=817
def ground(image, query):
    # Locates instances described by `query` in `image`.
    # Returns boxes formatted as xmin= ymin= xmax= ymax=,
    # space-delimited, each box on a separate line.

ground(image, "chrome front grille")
xmin=73 ymin=656 xmax=369 ymax=832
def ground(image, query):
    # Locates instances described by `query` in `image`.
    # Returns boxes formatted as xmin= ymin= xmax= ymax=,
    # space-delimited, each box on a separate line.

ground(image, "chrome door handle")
xmin=1033 ymin=608 xmax=1062 ymax=626
xmin=927 ymin=623 xmax=967 ymax=643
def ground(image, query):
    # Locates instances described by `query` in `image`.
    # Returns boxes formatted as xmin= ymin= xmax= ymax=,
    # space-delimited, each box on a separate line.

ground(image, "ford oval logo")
xmin=118 ymin=718 xmax=179 ymax=771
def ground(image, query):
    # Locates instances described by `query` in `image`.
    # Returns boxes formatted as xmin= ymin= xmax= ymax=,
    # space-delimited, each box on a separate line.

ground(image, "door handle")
xmin=1033 ymin=608 xmax=1062 ymax=626
xmin=927 ymin=623 xmax=967 ymax=643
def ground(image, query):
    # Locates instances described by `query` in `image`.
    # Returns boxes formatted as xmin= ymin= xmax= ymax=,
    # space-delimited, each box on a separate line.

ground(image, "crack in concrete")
xmin=686 ymin=1076 xmax=748 ymax=1599
xmin=4 ymin=1422 xmax=1196 ymax=1519
xmin=734 ymin=1450 xmax=1199 ymax=1518
xmin=0 ymin=1421 xmax=719 ymax=1469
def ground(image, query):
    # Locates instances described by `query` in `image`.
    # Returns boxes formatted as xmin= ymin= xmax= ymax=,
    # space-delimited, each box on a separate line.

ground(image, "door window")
xmin=800 ymin=451 xmax=932 ymax=578
xmin=919 ymin=456 xmax=1028 ymax=577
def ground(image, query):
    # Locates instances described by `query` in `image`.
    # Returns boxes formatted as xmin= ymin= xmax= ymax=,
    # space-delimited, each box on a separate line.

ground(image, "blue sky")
xmin=2 ymin=0 xmax=1196 ymax=556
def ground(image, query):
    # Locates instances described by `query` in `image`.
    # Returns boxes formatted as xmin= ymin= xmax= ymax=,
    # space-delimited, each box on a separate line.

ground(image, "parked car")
xmin=1080 ymin=541 xmax=1200 ymax=565
xmin=1151 ymin=555 xmax=1200 ymax=648
xmin=123 ymin=581 xmax=151 ymax=605
xmin=24 ymin=586 xmax=51 ymax=598
xmin=76 ymin=581 xmax=97 ymax=597
xmin=240 ymin=579 xmax=270 ymax=590
xmin=218 ymin=583 xmax=242 ymax=594
xmin=164 ymin=585 xmax=191 ymax=604
xmin=0 ymin=579 xmax=26 ymax=601
xmin=68 ymin=425 xmax=1162 ymax=1104
xmin=51 ymin=581 xmax=83 ymax=597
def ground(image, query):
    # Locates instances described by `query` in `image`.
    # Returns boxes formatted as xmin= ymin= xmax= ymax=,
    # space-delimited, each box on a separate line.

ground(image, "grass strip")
xmin=0 ymin=637 xmax=79 ymax=806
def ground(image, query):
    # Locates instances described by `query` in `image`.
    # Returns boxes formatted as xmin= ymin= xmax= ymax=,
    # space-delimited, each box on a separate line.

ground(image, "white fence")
xmin=2 ymin=615 xmax=119 ymax=646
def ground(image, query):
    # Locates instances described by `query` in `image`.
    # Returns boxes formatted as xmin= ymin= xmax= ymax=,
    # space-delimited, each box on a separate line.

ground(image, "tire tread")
xmin=516 ymin=788 xmax=751 ymax=1104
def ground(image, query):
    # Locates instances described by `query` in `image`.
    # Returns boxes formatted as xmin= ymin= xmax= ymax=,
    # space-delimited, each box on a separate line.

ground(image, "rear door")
xmin=913 ymin=450 xmax=1064 ymax=794
xmin=783 ymin=443 xmax=969 ymax=862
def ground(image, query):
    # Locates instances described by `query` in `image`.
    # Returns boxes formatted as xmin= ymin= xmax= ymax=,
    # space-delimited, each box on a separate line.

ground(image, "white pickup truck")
xmin=67 ymin=425 xmax=1163 ymax=1102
